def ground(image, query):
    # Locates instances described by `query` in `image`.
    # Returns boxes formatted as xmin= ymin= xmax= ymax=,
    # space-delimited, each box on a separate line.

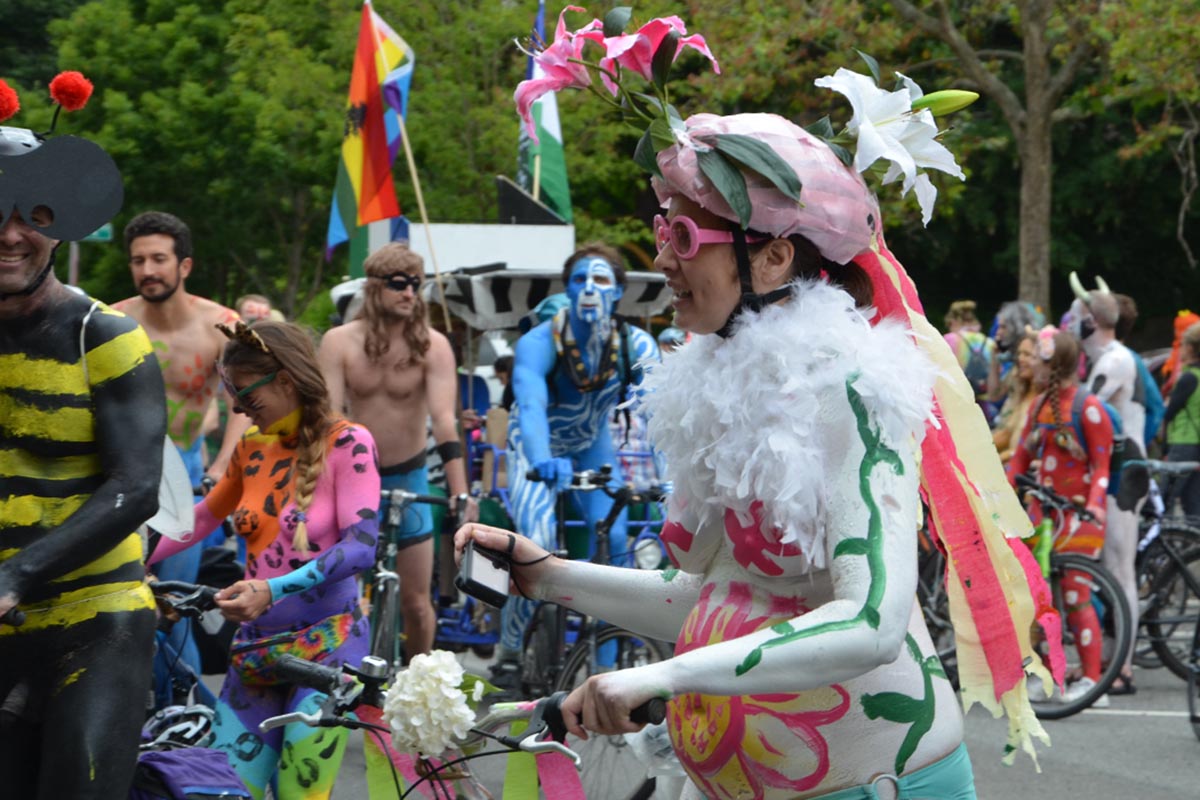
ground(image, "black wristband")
xmin=435 ymin=440 xmax=464 ymax=462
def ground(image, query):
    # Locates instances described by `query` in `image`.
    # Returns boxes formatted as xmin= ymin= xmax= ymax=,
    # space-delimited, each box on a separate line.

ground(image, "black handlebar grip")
xmin=0 ymin=608 xmax=25 ymax=627
xmin=275 ymin=654 xmax=344 ymax=692
xmin=629 ymin=697 xmax=667 ymax=726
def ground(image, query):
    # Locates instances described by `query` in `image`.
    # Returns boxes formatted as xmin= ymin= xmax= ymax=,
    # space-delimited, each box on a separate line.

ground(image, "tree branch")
xmin=889 ymin=0 xmax=1026 ymax=130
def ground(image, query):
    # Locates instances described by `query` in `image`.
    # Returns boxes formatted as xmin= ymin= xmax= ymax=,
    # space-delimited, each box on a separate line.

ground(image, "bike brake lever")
xmin=259 ymin=710 xmax=322 ymax=732
xmin=518 ymin=737 xmax=582 ymax=768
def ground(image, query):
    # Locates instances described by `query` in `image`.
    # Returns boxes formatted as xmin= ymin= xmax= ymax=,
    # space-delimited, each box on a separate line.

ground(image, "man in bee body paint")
xmin=0 ymin=74 xmax=166 ymax=799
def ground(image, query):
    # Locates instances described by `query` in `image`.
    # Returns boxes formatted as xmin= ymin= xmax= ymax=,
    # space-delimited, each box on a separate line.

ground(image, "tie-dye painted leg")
xmin=211 ymin=680 xmax=286 ymax=800
xmin=276 ymin=689 xmax=349 ymax=800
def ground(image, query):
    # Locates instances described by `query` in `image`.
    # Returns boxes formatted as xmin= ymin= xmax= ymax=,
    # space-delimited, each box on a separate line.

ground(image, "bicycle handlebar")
xmin=1122 ymin=458 xmax=1200 ymax=477
xmin=261 ymin=655 xmax=665 ymax=765
xmin=274 ymin=653 xmax=352 ymax=695
xmin=380 ymin=488 xmax=451 ymax=508
xmin=1014 ymin=474 xmax=1095 ymax=522
xmin=148 ymin=580 xmax=220 ymax=619
xmin=525 ymin=464 xmax=669 ymax=505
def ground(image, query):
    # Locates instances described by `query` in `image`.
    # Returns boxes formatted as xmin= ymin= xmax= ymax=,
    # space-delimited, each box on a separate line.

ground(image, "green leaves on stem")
xmin=688 ymin=132 xmax=807 ymax=227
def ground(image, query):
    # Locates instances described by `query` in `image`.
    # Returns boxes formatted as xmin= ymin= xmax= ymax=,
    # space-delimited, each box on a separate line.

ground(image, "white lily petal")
xmin=894 ymin=71 xmax=924 ymax=101
xmin=897 ymin=123 xmax=965 ymax=179
xmin=913 ymin=172 xmax=938 ymax=226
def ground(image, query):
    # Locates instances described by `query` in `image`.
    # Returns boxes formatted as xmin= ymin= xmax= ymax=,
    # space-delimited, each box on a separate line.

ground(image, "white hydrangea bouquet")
xmin=381 ymin=649 xmax=488 ymax=757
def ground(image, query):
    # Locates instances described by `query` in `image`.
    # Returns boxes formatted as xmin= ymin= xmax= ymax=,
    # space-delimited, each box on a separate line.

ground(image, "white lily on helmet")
xmin=814 ymin=67 xmax=966 ymax=225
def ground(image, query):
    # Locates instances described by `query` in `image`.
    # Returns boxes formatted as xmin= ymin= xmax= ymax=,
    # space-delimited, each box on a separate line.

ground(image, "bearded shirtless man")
xmin=113 ymin=210 xmax=252 ymax=675
xmin=319 ymin=242 xmax=476 ymax=660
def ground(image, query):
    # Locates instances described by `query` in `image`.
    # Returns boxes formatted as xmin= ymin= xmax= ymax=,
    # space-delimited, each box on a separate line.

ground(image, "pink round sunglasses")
xmin=653 ymin=214 xmax=768 ymax=260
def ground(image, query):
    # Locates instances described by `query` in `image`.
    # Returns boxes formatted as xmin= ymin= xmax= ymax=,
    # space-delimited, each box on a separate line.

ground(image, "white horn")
xmin=1069 ymin=271 xmax=1090 ymax=304
xmin=1096 ymin=276 xmax=1111 ymax=295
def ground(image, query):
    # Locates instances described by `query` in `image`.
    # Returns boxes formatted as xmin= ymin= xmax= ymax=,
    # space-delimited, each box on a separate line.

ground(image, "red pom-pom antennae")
xmin=49 ymin=71 xmax=94 ymax=112
xmin=0 ymin=79 xmax=19 ymax=124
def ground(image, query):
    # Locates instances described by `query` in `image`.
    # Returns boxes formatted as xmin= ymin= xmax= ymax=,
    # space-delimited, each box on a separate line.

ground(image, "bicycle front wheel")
xmin=1145 ymin=544 xmax=1200 ymax=680
xmin=554 ymin=627 xmax=672 ymax=800
xmin=1035 ymin=554 xmax=1132 ymax=720
xmin=368 ymin=578 xmax=402 ymax=672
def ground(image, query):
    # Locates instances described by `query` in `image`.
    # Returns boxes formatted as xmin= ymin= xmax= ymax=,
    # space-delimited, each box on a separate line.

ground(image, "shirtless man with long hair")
xmin=319 ymin=242 xmax=475 ymax=660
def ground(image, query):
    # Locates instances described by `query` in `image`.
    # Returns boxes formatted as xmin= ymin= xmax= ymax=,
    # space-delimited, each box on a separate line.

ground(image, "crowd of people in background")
xmin=945 ymin=285 xmax=1200 ymax=701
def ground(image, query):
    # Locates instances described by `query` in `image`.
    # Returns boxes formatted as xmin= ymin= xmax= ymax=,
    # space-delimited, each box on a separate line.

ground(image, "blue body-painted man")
xmin=496 ymin=245 xmax=659 ymax=678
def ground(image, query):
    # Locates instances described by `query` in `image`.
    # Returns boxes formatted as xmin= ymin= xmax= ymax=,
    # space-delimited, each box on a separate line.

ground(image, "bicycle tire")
xmin=369 ymin=579 xmax=402 ymax=671
xmin=1144 ymin=544 xmax=1200 ymax=680
xmin=553 ymin=626 xmax=671 ymax=800
xmin=520 ymin=603 xmax=565 ymax=699
xmin=916 ymin=545 xmax=959 ymax=690
xmin=1034 ymin=554 xmax=1132 ymax=720
xmin=1187 ymin=621 xmax=1200 ymax=741
xmin=1132 ymin=526 xmax=1200 ymax=668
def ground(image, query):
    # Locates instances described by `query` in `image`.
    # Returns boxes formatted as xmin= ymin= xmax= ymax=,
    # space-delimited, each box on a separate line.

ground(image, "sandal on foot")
xmin=1108 ymin=674 xmax=1137 ymax=696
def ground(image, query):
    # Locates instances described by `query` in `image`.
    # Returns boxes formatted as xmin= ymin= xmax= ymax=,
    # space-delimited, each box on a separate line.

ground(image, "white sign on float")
xmin=400 ymin=222 xmax=577 ymax=274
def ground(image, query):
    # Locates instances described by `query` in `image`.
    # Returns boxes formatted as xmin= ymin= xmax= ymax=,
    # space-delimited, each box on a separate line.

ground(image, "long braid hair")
xmin=1042 ymin=330 xmax=1082 ymax=459
xmin=220 ymin=320 xmax=338 ymax=556
xmin=361 ymin=243 xmax=431 ymax=364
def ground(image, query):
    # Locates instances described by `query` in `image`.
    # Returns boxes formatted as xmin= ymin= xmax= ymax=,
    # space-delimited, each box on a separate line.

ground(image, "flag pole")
xmin=395 ymin=113 xmax=453 ymax=333
xmin=532 ymin=152 xmax=542 ymax=201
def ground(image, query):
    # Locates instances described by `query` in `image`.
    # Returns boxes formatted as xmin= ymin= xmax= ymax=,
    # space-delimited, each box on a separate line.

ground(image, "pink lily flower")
xmin=593 ymin=16 xmax=720 ymax=96
xmin=513 ymin=6 xmax=602 ymax=141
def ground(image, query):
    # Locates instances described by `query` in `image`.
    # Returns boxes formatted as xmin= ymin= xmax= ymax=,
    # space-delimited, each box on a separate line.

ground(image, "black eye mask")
xmin=0 ymin=134 xmax=124 ymax=241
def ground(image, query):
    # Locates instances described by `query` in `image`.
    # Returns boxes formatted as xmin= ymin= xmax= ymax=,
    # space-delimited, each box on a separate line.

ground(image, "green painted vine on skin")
xmin=734 ymin=376 xmax=903 ymax=676
xmin=860 ymin=633 xmax=947 ymax=774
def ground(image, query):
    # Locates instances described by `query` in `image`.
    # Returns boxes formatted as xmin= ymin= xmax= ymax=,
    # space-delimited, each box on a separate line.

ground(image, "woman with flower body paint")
xmin=460 ymin=10 xmax=1057 ymax=799
xmin=149 ymin=320 xmax=380 ymax=800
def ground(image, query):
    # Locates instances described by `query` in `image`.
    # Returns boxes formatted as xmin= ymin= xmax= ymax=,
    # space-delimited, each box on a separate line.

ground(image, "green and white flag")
xmin=517 ymin=0 xmax=572 ymax=222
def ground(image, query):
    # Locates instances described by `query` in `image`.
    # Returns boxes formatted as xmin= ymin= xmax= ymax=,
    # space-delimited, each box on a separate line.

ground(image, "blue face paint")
xmin=567 ymin=256 xmax=622 ymax=324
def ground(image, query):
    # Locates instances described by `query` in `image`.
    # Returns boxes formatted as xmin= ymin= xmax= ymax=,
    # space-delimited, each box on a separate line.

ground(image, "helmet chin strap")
xmin=714 ymin=228 xmax=793 ymax=339
xmin=0 ymin=247 xmax=57 ymax=302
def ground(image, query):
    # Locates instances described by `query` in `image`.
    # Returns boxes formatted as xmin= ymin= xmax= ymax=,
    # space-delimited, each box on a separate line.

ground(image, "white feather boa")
xmin=640 ymin=280 xmax=938 ymax=570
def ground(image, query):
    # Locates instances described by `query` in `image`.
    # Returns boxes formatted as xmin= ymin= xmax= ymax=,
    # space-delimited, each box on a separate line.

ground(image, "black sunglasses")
xmin=381 ymin=273 xmax=421 ymax=292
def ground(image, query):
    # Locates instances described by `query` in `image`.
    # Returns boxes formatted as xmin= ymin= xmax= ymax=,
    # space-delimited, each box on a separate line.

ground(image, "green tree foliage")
xmin=22 ymin=0 xmax=1196 ymax=336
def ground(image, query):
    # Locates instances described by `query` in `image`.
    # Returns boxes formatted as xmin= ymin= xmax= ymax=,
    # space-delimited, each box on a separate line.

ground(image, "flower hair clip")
xmin=1036 ymin=324 xmax=1058 ymax=361
xmin=216 ymin=320 xmax=271 ymax=354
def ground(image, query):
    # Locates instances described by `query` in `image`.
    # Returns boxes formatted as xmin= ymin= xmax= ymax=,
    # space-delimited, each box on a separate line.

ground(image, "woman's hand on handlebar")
xmin=215 ymin=579 xmax=273 ymax=622
xmin=1084 ymin=502 xmax=1106 ymax=528
xmin=561 ymin=666 xmax=667 ymax=740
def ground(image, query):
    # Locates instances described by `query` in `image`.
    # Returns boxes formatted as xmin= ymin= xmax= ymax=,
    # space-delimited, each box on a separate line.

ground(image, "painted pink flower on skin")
xmin=513 ymin=6 xmax=601 ymax=141
xmin=670 ymin=582 xmax=846 ymax=797
xmin=592 ymin=16 xmax=720 ymax=96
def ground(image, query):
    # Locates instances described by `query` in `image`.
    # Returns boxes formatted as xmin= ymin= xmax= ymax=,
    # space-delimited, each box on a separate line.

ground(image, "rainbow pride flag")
xmin=325 ymin=1 xmax=413 ymax=261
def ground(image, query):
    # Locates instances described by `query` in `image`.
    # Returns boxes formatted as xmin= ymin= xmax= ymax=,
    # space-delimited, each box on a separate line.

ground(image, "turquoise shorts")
xmin=811 ymin=743 xmax=975 ymax=800
xmin=379 ymin=460 xmax=433 ymax=547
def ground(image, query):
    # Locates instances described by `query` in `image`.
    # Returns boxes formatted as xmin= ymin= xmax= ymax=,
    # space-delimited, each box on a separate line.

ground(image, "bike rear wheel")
xmin=1034 ymin=554 xmax=1132 ymax=720
xmin=553 ymin=626 xmax=672 ymax=800
xmin=1144 ymin=544 xmax=1200 ymax=680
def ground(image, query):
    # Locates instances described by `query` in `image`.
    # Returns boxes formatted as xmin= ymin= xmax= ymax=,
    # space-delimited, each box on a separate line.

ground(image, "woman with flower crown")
xmin=149 ymin=320 xmax=380 ymax=800
xmin=460 ymin=9 xmax=1058 ymax=799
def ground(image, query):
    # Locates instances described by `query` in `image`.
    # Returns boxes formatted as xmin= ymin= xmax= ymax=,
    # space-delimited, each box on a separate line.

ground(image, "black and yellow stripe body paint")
xmin=0 ymin=300 xmax=156 ymax=633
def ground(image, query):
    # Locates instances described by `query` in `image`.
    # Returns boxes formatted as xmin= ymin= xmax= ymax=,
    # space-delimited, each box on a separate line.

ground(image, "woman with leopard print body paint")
xmin=150 ymin=320 xmax=380 ymax=800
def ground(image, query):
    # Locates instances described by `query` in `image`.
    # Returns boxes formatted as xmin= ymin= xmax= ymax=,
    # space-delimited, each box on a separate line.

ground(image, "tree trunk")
xmin=1018 ymin=114 xmax=1053 ymax=312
